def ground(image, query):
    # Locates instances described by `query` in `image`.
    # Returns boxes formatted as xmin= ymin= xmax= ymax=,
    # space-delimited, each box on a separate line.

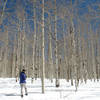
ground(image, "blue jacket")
xmin=20 ymin=72 xmax=26 ymax=83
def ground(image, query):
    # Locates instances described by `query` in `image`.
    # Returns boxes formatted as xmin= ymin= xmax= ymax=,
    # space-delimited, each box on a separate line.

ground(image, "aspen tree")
xmin=69 ymin=0 xmax=78 ymax=90
xmin=69 ymin=2 xmax=74 ymax=86
xmin=15 ymin=24 xmax=21 ymax=82
xmin=34 ymin=33 xmax=38 ymax=79
xmin=35 ymin=32 xmax=39 ymax=79
xmin=95 ymin=31 xmax=100 ymax=81
xmin=0 ymin=47 xmax=3 ymax=76
xmin=22 ymin=26 xmax=25 ymax=70
xmin=62 ymin=22 xmax=69 ymax=81
xmin=41 ymin=0 xmax=45 ymax=93
xmin=0 ymin=46 xmax=4 ymax=76
xmin=90 ymin=25 xmax=96 ymax=81
xmin=37 ymin=24 xmax=41 ymax=78
xmin=0 ymin=47 xmax=2 ymax=62
xmin=46 ymin=13 xmax=54 ymax=81
xmin=3 ymin=27 xmax=8 ymax=77
xmin=30 ymin=0 xmax=37 ymax=83
xmin=81 ymin=36 xmax=88 ymax=83
xmin=12 ymin=35 xmax=17 ymax=77
xmin=76 ymin=34 xmax=81 ymax=83
xmin=54 ymin=0 xmax=59 ymax=87
xmin=84 ymin=22 xmax=91 ymax=80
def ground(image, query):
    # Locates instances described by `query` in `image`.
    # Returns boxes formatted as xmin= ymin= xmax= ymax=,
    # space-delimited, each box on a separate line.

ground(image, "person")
xmin=20 ymin=69 xmax=28 ymax=98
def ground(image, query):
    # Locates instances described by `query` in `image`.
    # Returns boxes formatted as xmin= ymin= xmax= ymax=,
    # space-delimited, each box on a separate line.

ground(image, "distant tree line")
xmin=0 ymin=0 xmax=100 ymax=92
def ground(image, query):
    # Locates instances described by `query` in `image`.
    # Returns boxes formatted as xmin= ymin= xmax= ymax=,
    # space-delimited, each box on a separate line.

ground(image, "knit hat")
xmin=22 ymin=69 xmax=26 ymax=72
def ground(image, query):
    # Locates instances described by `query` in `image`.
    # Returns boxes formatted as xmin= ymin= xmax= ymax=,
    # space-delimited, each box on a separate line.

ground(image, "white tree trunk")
xmin=31 ymin=0 xmax=37 ymax=83
xmin=62 ymin=22 xmax=69 ymax=81
xmin=41 ymin=0 xmax=45 ymax=93
xmin=90 ymin=33 xmax=96 ymax=80
xmin=48 ymin=14 xmax=53 ymax=82
xmin=12 ymin=35 xmax=17 ymax=77
xmin=3 ymin=28 xmax=8 ymax=77
xmin=54 ymin=0 xmax=59 ymax=87
xmin=16 ymin=24 xmax=21 ymax=82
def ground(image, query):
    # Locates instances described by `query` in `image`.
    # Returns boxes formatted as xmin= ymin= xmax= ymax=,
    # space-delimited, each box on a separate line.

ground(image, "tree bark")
xmin=41 ymin=0 xmax=45 ymax=93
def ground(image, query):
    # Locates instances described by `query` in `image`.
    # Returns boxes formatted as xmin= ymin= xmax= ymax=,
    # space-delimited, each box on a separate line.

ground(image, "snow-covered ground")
xmin=0 ymin=78 xmax=100 ymax=100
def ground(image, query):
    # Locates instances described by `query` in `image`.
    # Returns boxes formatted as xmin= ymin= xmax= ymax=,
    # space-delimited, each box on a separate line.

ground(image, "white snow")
xmin=0 ymin=78 xmax=100 ymax=100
